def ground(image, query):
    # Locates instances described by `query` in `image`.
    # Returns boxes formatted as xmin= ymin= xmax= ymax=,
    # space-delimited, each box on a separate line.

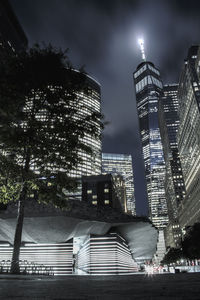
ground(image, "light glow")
xmin=138 ymin=38 xmax=146 ymax=61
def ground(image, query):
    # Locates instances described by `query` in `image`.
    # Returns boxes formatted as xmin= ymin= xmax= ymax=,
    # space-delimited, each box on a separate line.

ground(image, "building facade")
xmin=68 ymin=73 xmax=102 ymax=200
xmin=102 ymin=153 xmax=135 ymax=215
xmin=76 ymin=231 xmax=138 ymax=275
xmin=68 ymin=73 xmax=102 ymax=179
xmin=158 ymin=84 xmax=185 ymax=248
xmin=177 ymin=46 xmax=200 ymax=231
xmin=23 ymin=70 xmax=102 ymax=201
xmin=133 ymin=62 xmax=168 ymax=229
xmin=82 ymin=174 xmax=123 ymax=211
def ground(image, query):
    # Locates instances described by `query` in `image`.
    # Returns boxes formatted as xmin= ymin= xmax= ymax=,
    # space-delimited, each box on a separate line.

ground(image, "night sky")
xmin=10 ymin=0 xmax=200 ymax=215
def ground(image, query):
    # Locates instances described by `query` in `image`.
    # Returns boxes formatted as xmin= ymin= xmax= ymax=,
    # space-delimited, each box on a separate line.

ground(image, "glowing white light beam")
xmin=138 ymin=38 xmax=146 ymax=61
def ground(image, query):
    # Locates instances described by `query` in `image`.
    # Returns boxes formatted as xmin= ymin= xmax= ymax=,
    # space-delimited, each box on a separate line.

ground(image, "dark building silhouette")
xmin=0 ymin=0 xmax=27 ymax=56
xmin=0 ymin=0 xmax=28 ymax=211
xmin=82 ymin=174 xmax=123 ymax=211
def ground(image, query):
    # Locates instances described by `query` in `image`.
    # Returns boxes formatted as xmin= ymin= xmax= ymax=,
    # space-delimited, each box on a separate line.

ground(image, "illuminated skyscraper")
xmin=68 ymin=72 xmax=102 ymax=179
xmin=23 ymin=70 xmax=102 ymax=200
xmin=133 ymin=62 xmax=168 ymax=229
xmin=57 ymin=72 xmax=102 ymax=201
xmin=158 ymin=84 xmax=185 ymax=248
xmin=102 ymin=153 xmax=135 ymax=215
xmin=176 ymin=45 xmax=200 ymax=231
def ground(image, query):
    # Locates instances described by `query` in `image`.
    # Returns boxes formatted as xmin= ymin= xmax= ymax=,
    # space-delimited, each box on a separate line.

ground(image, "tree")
xmin=0 ymin=44 xmax=103 ymax=273
xmin=182 ymin=223 xmax=200 ymax=260
xmin=161 ymin=247 xmax=183 ymax=265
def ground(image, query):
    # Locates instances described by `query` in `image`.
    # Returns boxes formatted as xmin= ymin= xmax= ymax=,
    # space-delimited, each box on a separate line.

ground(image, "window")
xmin=87 ymin=190 xmax=92 ymax=194
xmin=104 ymin=189 xmax=109 ymax=193
xmin=104 ymin=200 xmax=109 ymax=204
xmin=92 ymin=200 xmax=97 ymax=205
xmin=92 ymin=195 xmax=97 ymax=199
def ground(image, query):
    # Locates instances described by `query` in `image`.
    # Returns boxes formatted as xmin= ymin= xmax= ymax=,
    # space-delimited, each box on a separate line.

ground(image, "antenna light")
xmin=138 ymin=38 xmax=146 ymax=61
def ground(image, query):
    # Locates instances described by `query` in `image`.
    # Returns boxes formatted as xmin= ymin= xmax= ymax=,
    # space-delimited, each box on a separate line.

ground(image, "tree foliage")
xmin=0 ymin=44 xmax=103 ymax=273
xmin=162 ymin=223 xmax=200 ymax=265
xmin=182 ymin=223 xmax=200 ymax=259
xmin=0 ymin=44 xmax=102 ymax=204
xmin=161 ymin=247 xmax=183 ymax=265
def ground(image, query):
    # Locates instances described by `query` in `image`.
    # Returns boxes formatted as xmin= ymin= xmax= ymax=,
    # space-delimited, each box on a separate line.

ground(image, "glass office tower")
xmin=158 ymin=84 xmax=185 ymax=247
xmin=68 ymin=73 xmax=102 ymax=179
xmin=177 ymin=46 xmax=200 ymax=231
xmin=159 ymin=84 xmax=185 ymax=213
xmin=102 ymin=153 xmax=135 ymax=215
xmin=23 ymin=70 xmax=102 ymax=201
xmin=133 ymin=62 xmax=168 ymax=229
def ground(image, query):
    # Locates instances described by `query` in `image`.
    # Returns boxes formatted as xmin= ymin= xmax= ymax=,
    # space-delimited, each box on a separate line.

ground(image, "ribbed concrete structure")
xmin=0 ymin=202 xmax=158 ymax=273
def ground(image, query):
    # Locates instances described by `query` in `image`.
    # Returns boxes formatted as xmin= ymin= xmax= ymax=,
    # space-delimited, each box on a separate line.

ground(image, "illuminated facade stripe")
xmin=76 ymin=232 xmax=138 ymax=275
xmin=0 ymin=241 xmax=73 ymax=276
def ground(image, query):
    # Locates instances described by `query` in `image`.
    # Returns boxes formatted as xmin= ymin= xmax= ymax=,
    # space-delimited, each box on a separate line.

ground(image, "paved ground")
xmin=0 ymin=272 xmax=200 ymax=299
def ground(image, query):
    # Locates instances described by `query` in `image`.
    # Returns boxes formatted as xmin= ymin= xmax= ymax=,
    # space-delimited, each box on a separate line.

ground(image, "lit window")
xmin=92 ymin=195 xmax=97 ymax=199
xmin=104 ymin=200 xmax=109 ymax=204
xmin=92 ymin=200 xmax=97 ymax=205
xmin=104 ymin=189 xmax=109 ymax=193
xmin=87 ymin=190 xmax=92 ymax=194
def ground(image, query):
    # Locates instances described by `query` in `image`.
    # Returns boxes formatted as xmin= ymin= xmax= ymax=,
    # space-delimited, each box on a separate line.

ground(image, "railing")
xmin=0 ymin=260 xmax=54 ymax=275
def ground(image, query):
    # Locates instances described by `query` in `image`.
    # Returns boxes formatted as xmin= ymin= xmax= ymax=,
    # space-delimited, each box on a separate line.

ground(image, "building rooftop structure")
xmin=0 ymin=201 xmax=158 ymax=265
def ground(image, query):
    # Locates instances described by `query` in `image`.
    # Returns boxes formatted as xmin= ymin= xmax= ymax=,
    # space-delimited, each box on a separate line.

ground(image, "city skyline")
xmin=10 ymin=0 xmax=200 ymax=215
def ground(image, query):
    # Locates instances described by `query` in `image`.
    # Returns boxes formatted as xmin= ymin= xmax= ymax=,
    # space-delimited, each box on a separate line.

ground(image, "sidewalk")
xmin=1 ymin=273 xmax=200 ymax=299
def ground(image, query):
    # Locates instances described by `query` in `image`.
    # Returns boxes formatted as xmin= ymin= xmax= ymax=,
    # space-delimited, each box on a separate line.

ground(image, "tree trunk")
xmin=10 ymin=182 xmax=27 ymax=274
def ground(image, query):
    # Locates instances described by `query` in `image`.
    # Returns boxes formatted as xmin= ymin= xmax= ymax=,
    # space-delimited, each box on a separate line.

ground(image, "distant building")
xmin=113 ymin=174 xmax=127 ymax=213
xmin=133 ymin=61 xmax=168 ymax=229
xmin=102 ymin=153 xmax=135 ymax=215
xmin=176 ymin=45 xmax=200 ymax=232
xmin=82 ymin=174 xmax=123 ymax=211
xmin=0 ymin=0 xmax=28 ymax=56
xmin=158 ymin=84 xmax=185 ymax=248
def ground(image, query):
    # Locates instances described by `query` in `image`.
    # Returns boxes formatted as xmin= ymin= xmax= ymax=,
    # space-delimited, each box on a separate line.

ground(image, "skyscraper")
xmin=176 ymin=45 xmax=200 ymax=231
xmin=102 ymin=153 xmax=135 ymax=215
xmin=158 ymin=84 xmax=185 ymax=248
xmin=23 ymin=69 xmax=102 ymax=201
xmin=68 ymin=72 xmax=102 ymax=180
xmin=133 ymin=61 xmax=168 ymax=229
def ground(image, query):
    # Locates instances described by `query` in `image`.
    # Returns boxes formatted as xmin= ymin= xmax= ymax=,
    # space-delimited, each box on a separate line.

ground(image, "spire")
xmin=138 ymin=38 xmax=146 ymax=61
